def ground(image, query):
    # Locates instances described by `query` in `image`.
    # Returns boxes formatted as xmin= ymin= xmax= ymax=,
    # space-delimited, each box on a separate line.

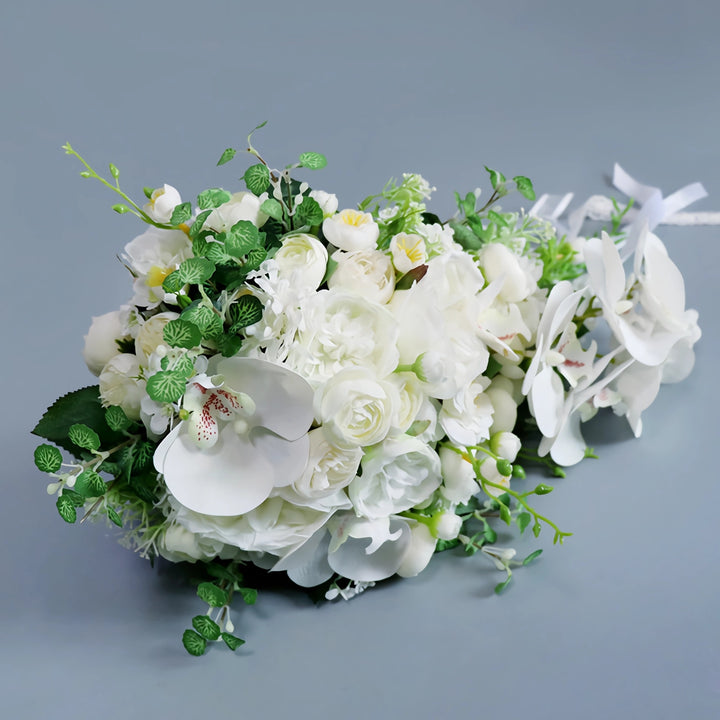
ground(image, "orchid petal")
xmin=530 ymin=367 xmax=565 ymax=437
xmin=250 ymin=428 xmax=309 ymax=488
xmin=273 ymin=528 xmax=334 ymax=587
xmin=549 ymin=412 xmax=587 ymax=466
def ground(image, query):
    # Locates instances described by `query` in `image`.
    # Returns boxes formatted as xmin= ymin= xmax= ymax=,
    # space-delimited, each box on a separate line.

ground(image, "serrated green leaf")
xmin=221 ymin=632 xmax=245 ymax=651
xmin=517 ymin=512 xmax=532 ymax=534
xmin=244 ymin=164 xmax=270 ymax=195
xmin=177 ymin=257 xmax=216 ymax=285
xmin=34 ymin=444 xmax=62 ymax=473
xmin=197 ymin=582 xmax=228 ymax=608
xmin=161 ymin=270 xmax=185 ymax=294
xmin=192 ymin=615 xmax=221 ymax=641
xmin=197 ymin=188 xmax=231 ymax=211
xmin=146 ymin=371 xmax=187 ymax=404
xmin=485 ymin=166 xmax=506 ymax=190
xmin=217 ymin=148 xmax=236 ymax=166
xmin=74 ymin=469 xmax=106 ymax=498
xmin=260 ymin=198 xmax=283 ymax=221
xmin=228 ymin=295 xmax=264 ymax=332
xmin=182 ymin=629 xmax=207 ymax=656
xmin=107 ymin=506 xmax=123 ymax=527
xmin=163 ymin=319 xmax=202 ymax=349
xmin=189 ymin=209 xmax=213 ymax=240
xmin=56 ymin=494 xmax=77 ymax=523
xmin=294 ymin=197 xmax=323 ymax=227
xmin=238 ymin=587 xmax=257 ymax=605
xmin=68 ymin=423 xmax=100 ymax=452
xmin=181 ymin=303 xmax=223 ymax=339
xmin=169 ymin=202 xmax=192 ymax=226
xmin=225 ymin=220 xmax=260 ymax=257
xmin=513 ymin=175 xmax=536 ymax=201
xmin=522 ymin=549 xmax=543 ymax=566
xmin=104 ymin=405 xmax=130 ymax=432
xmin=298 ymin=152 xmax=327 ymax=170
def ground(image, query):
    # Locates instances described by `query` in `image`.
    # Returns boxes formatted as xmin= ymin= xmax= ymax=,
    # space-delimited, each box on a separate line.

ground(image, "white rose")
xmin=288 ymin=289 xmax=399 ymax=385
xmin=134 ymin=311 xmax=179 ymax=366
xmin=439 ymin=377 xmax=494 ymax=446
xmin=309 ymin=190 xmax=338 ymax=218
xmin=123 ymin=227 xmax=193 ymax=307
xmin=316 ymin=367 xmax=400 ymax=448
xmin=439 ymin=446 xmax=479 ymax=504
xmin=328 ymin=249 xmax=395 ymax=304
xmin=387 ymin=372 xmax=424 ymax=433
xmin=83 ymin=310 xmax=127 ymax=376
xmin=349 ymin=434 xmax=442 ymax=518
xmin=322 ymin=209 xmax=379 ymax=251
xmin=390 ymin=233 xmax=427 ymax=274
xmin=205 ymin=191 xmax=269 ymax=232
xmin=273 ymin=233 xmax=328 ymax=291
xmin=98 ymin=353 xmax=145 ymax=420
xmin=291 ymin=427 xmax=362 ymax=499
xmin=143 ymin=184 xmax=182 ymax=224
xmin=158 ymin=523 xmax=226 ymax=563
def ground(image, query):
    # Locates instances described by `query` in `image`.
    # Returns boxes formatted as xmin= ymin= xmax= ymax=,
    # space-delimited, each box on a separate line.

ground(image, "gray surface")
xmin=2 ymin=1 xmax=719 ymax=717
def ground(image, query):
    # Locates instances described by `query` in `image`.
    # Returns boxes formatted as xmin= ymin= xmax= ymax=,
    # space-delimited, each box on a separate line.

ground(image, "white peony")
xmin=83 ymin=310 xmax=128 ymax=376
xmin=439 ymin=377 xmax=494 ymax=446
xmin=322 ymin=209 xmax=379 ymax=251
xmin=348 ymin=434 xmax=442 ymax=519
xmin=98 ymin=353 xmax=145 ymax=420
xmin=328 ymin=249 xmax=395 ymax=304
xmin=478 ymin=243 xmax=537 ymax=303
xmin=273 ymin=233 xmax=328 ymax=291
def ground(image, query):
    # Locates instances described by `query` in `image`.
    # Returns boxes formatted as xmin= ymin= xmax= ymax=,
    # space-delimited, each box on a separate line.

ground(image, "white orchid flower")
xmin=154 ymin=357 xmax=314 ymax=517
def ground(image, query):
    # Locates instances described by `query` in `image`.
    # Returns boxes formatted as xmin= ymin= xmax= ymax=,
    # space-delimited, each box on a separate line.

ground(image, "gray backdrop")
xmin=2 ymin=1 xmax=719 ymax=718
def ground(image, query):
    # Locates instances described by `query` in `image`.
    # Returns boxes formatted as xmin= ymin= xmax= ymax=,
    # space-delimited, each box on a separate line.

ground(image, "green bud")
xmin=143 ymin=186 xmax=155 ymax=199
xmin=112 ymin=204 xmax=130 ymax=214
xmin=534 ymin=484 xmax=553 ymax=495
xmin=496 ymin=459 xmax=513 ymax=477
xmin=511 ymin=464 xmax=526 ymax=479
xmin=80 ymin=171 xmax=93 ymax=178
xmin=109 ymin=163 xmax=120 ymax=179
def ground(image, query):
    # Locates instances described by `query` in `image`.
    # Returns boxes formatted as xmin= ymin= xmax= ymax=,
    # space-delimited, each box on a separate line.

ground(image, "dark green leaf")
xmin=244 ymin=247 xmax=267 ymax=271
xmin=197 ymin=188 xmax=231 ymax=210
xmin=298 ymin=152 xmax=327 ymax=170
xmin=517 ymin=512 xmax=532 ymax=534
xmin=244 ymin=164 xmax=270 ymax=195
xmin=107 ymin=507 xmax=123 ymax=527
xmin=74 ymin=469 xmax=105 ymax=498
xmin=181 ymin=303 xmax=223 ymax=339
xmin=133 ymin=441 xmax=155 ymax=471
xmin=177 ymin=257 xmax=215 ymax=285
xmin=61 ymin=489 xmax=85 ymax=507
xmin=216 ymin=333 xmax=244 ymax=358
xmin=448 ymin=220 xmax=483 ymax=251
xmin=435 ymin=538 xmax=460 ymax=552
xmin=228 ymin=295 xmax=263 ymax=332
xmin=169 ymin=202 xmax=192 ymax=226
xmin=483 ymin=525 xmax=497 ymax=544
xmin=498 ymin=503 xmax=512 ymax=525
xmin=238 ymin=587 xmax=257 ymax=605
xmin=56 ymin=494 xmax=77 ymax=523
xmin=294 ymin=196 xmax=323 ymax=227
xmin=513 ymin=175 xmax=536 ymax=201
xmin=105 ymin=405 xmax=131 ymax=432
xmin=192 ymin=615 xmax=221 ymax=641
xmin=163 ymin=319 xmax=202 ymax=349
xmin=68 ymin=423 xmax=100 ymax=452
xmin=182 ymin=629 xmax=207 ymax=656
xmin=221 ymin=632 xmax=245 ymax=651
xmin=197 ymin=582 xmax=228 ymax=608
xmin=485 ymin=166 xmax=506 ymax=190
xmin=146 ymin=371 xmax=187 ymax=404
xmin=226 ymin=220 xmax=261 ymax=257
xmin=162 ymin=270 xmax=185 ymax=294
xmin=216 ymin=148 xmax=236 ymax=166
xmin=189 ymin=209 xmax=213 ymax=240
xmin=34 ymin=444 xmax=62 ymax=473
xmin=487 ymin=210 xmax=508 ymax=228
xmin=522 ymin=549 xmax=543 ymax=566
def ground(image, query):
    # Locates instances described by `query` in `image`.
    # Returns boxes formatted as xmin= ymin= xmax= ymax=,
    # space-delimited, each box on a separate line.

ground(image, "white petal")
xmin=274 ymin=528 xmax=334 ymax=587
xmin=251 ymin=428 xmax=309 ymax=488
xmin=549 ymin=412 xmax=587 ymax=466
xmin=530 ymin=367 xmax=565 ymax=437
xmin=216 ymin=357 xmax=314 ymax=440
xmin=158 ymin=424 xmax=275 ymax=516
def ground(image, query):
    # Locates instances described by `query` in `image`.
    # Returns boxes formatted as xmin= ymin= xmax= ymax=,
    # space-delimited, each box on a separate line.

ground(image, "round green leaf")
xmin=221 ymin=632 xmax=245 ymax=651
xmin=244 ymin=164 xmax=270 ymax=195
xmin=259 ymin=197 xmax=283 ymax=221
xmin=163 ymin=319 xmax=202 ymax=349
xmin=105 ymin=405 xmax=131 ymax=432
xmin=197 ymin=188 xmax=231 ymax=210
xmin=298 ymin=152 xmax=327 ymax=170
xmin=182 ymin=629 xmax=207 ymax=657
xmin=181 ymin=303 xmax=224 ymax=339
xmin=177 ymin=257 xmax=216 ymax=285
xmin=225 ymin=220 xmax=261 ymax=257
xmin=56 ymin=494 xmax=77 ymax=524
xmin=228 ymin=295 xmax=264 ymax=333
xmin=161 ymin=270 xmax=185 ymax=294
xmin=169 ymin=202 xmax=192 ymax=226
xmin=192 ymin=615 xmax=221 ymax=641
xmin=34 ymin=444 xmax=62 ymax=473
xmin=513 ymin=175 xmax=536 ymax=201
xmin=74 ymin=469 xmax=106 ymax=498
xmin=68 ymin=423 xmax=100 ymax=452
xmin=146 ymin=371 xmax=187 ymax=404
xmin=294 ymin=196 xmax=323 ymax=226
xmin=197 ymin=582 xmax=228 ymax=608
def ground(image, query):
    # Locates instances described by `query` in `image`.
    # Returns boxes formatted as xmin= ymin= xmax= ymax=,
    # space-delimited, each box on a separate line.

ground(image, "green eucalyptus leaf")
xmin=34 ymin=444 xmax=62 ymax=473
xmin=260 ymin=198 xmax=283 ymax=221
xmin=68 ymin=423 xmax=100 ymax=452
xmin=163 ymin=319 xmax=202 ymax=349
xmin=225 ymin=220 xmax=261 ymax=257
xmin=244 ymin=164 xmax=270 ymax=195
xmin=56 ymin=494 xmax=77 ymax=524
xmin=228 ymin=295 xmax=263 ymax=332
xmin=104 ymin=405 xmax=130 ymax=432
xmin=298 ymin=152 xmax=327 ymax=170
xmin=221 ymin=632 xmax=245 ymax=651
xmin=197 ymin=582 xmax=228 ymax=608
xmin=197 ymin=188 xmax=231 ymax=210
xmin=192 ymin=615 xmax=221 ymax=641
xmin=182 ymin=629 xmax=207 ymax=656
xmin=146 ymin=371 xmax=187 ymax=404
xmin=177 ymin=257 xmax=215 ymax=285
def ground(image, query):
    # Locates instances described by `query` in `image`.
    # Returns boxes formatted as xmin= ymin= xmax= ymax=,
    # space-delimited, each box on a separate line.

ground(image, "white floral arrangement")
xmin=33 ymin=127 xmax=704 ymax=656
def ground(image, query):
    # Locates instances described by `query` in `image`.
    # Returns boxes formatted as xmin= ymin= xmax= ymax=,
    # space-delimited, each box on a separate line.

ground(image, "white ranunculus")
xmin=273 ymin=233 xmax=328 ymax=291
xmin=123 ymin=227 xmax=194 ymax=307
xmin=328 ymin=249 xmax=395 ymax=304
xmin=478 ymin=243 xmax=537 ymax=303
xmin=316 ymin=367 xmax=400 ymax=449
xmin=83 ymin=310 xmax=128 ymax=376
xmin=390 ymin=233 xmax=427 ymax=274
xmin=439 ymin=377 xmax=494 ymax=446
xmin=439 ymin=446 xmax=479 ymax=504
xmin=309 ymin=190 xmax=338 ymax=218
xmin=143 ymin=184 xmax=182 ymax=224
xmin=158 ymin=523 xmax=226 ymax=563
xmin=134 ymin=311 xmax=179 ymax=366
xmin=98 ymin=353 xmax=145 ymax=420
xmin=287 ymin=289 xmax=399 ymax=385
xmin=322 ymin=209 xmax=379 ymax=252
xmin=205 ymin=191 xmax=269 ymax=232
xmin=349 ymin=434 xmax=442 ymax=519
xmin=387 ymin=372 xmax=425 ymax=434
xmin=291 ymin=427 xmax=362 ymax=500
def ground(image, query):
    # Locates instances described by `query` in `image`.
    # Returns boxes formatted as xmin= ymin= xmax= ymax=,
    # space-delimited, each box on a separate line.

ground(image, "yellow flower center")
xmin=396 ymin=235 xmax=425 ymax=264
xmin=340 ymin=209 xmax=370 ymax=227
xmin=147 ymin=265 xmax=173 ymax=287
